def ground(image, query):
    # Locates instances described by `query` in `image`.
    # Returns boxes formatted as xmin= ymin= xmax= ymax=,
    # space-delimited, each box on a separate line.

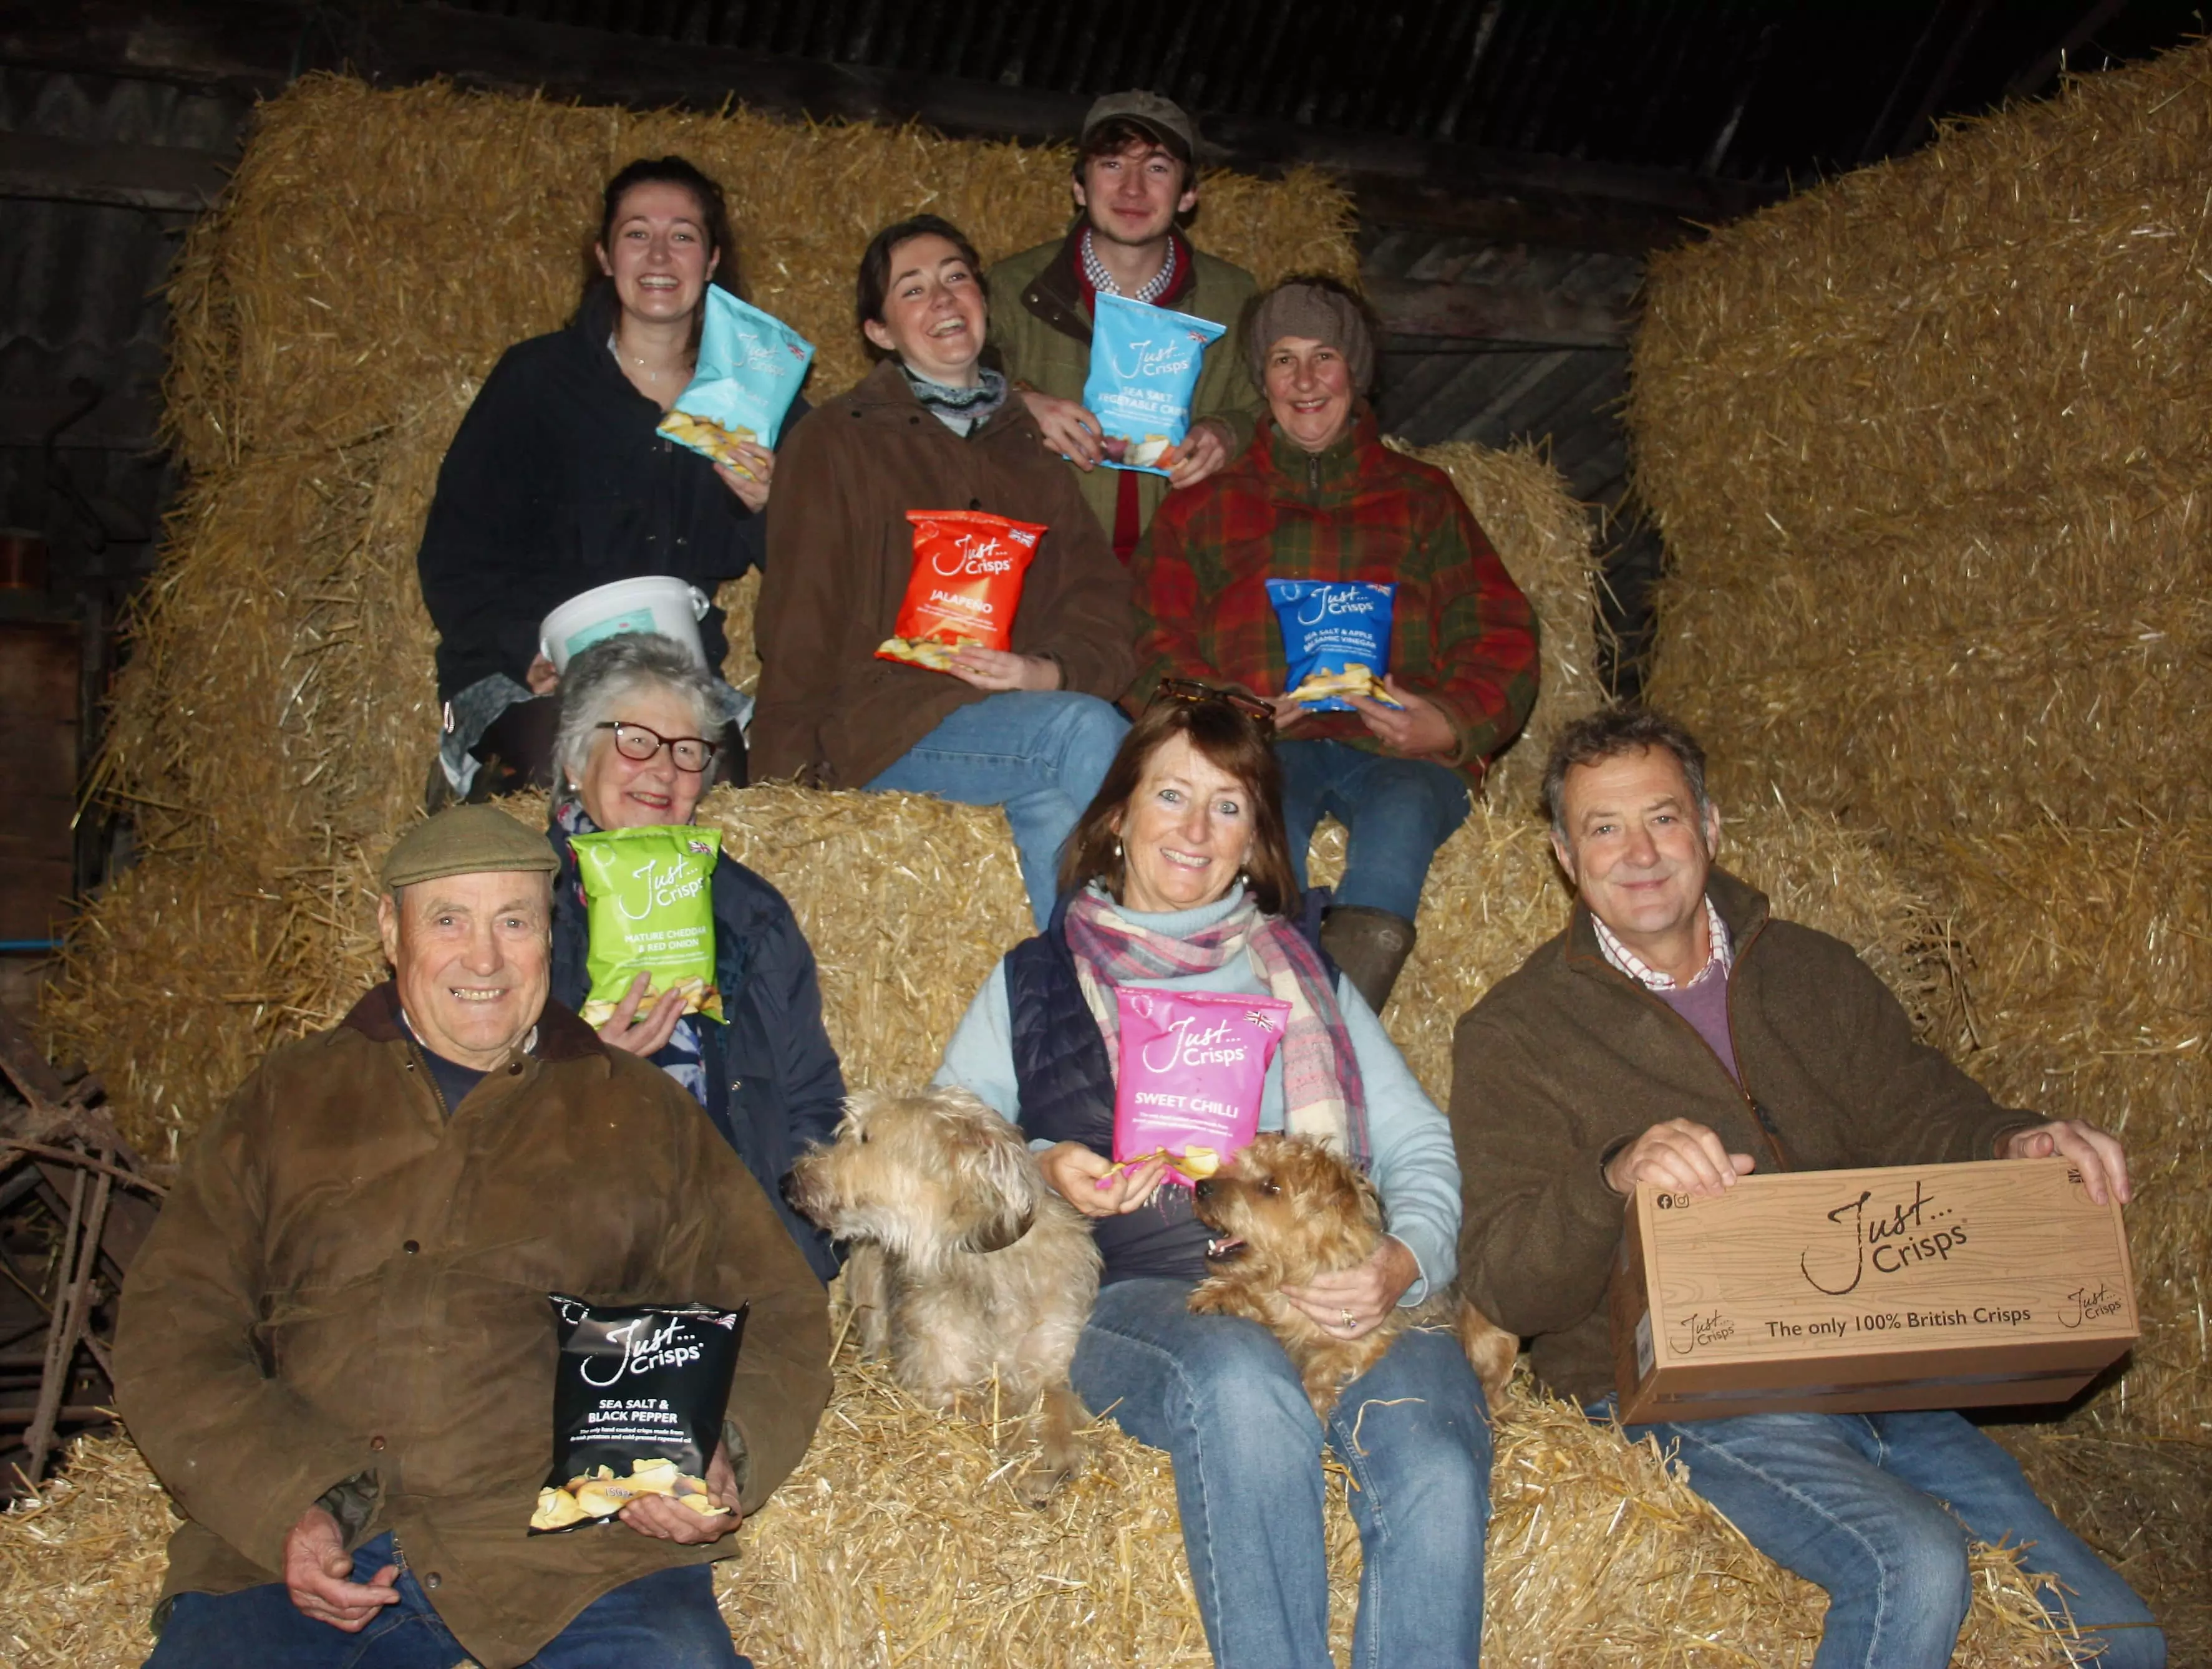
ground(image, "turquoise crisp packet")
xmin=657 ymin=288 xmax=813 ymax=467
xmin=1082 ymin=293 xmax=1226 ymax=477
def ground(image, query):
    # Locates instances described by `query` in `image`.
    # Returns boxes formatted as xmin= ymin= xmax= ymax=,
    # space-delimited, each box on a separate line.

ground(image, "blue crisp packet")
xmin=657 ymin=288 xmax=814 ymax=467
xmin=1266 ymin=579 xmax=1404 ymax=712
xmin=1082 ymin=293 xmax=1227 ymax=477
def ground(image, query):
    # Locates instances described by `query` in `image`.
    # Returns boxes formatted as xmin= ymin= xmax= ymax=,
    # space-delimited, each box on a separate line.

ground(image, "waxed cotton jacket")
xmin=113 ymin=982 xmax=832 ymax=1669
xmin=987 ymin=228 xmax=1264 ymax=543
xmin=1448 ymin=869 xmax=2040 ymax=1406
xmin=753 ymin=359 xmax=1135 ymax=788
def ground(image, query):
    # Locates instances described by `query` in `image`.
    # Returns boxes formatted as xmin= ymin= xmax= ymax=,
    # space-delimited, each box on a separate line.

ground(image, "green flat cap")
xmin=381 ymin=805 xmax=560 ymax=893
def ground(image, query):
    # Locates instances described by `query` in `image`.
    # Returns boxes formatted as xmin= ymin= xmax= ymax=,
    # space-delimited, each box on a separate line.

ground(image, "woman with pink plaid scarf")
xmin=934 ymin=688 xmax=1491 ymax=1669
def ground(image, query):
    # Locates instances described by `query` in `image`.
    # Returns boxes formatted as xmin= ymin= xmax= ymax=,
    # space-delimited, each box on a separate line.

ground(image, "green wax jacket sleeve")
xmin=1446 ymin=1007 xmax=1632 ymax=1341
xmin=1190 ymin=284 xmax=1264 ymax=454
xmin=112 ymin=1070 xmax=373 ymax=1575
xmin=661 ymin=1095 xmax=832 ymax=1515
xmin=1803 ymin=931 xmax=2041 ymax=1168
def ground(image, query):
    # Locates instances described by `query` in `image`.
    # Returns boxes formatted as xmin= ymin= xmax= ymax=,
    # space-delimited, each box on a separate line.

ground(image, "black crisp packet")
xmin=528 ymin=1293 xmax=748 ymax=1534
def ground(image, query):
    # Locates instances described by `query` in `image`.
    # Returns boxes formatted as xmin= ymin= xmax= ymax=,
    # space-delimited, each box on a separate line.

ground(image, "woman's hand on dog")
xmin=1040 ymin=1141 xmax=1169 ymax=1217
xmin=618 ymin=1444 xmax=742 ymax=1545
xmin=1281 ymin=1235 xmax=1420 ymax=1340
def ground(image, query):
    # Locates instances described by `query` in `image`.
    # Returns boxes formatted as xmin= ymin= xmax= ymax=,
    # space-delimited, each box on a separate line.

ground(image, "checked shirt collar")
xmin=1593 ymin=894 xmax=1734 ymax=992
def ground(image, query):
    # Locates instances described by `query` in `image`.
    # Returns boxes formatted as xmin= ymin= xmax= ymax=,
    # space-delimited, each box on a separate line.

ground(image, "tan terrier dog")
xmin=787 ymin=1087 xmax=1102 ymax=1502
xmin=1190 ymin=1132 xmax=1518 ymax=1418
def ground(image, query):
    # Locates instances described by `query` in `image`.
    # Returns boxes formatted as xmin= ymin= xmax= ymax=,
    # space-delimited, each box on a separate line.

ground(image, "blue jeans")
xmin=1276 ymin=741 xmax=1471 ymax=922
xmin=1073 ymin=1278 xmax=1491 ymax=1669
xmin=145 ymin=1532 xmax=745 ymax=1668
xmin=867 ymin=690 xmax=1130 ymax=928
xmin=1607 ymin=1407 xmax=2164 ymax=1669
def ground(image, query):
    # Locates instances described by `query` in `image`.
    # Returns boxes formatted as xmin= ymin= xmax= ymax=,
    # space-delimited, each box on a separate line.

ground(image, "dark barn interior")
xmin=1 ymin=0 xmax=2208 ymax=1528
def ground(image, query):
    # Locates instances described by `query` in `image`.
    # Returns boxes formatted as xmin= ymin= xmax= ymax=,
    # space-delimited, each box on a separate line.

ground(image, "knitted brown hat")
xmin=381 ymin=805 xmax=560 ymax=894
xmin=1246 ymin=282 xmax=1376 ymax=395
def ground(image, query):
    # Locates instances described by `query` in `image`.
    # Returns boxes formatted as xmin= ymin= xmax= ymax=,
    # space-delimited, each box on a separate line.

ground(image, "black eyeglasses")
xmin=1152 ymin=677 xmax=1275 ymax=727
xmin=596 ymin=720 xmax=719 ymax=773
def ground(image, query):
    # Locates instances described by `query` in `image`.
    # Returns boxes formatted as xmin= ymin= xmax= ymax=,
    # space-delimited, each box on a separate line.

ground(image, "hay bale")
xmin=1631 ymin=41 xmax=2212 ymax=829
xmin=1627 ymin=39 xmax=2212 ymax=1439
xmin=1912 ymin=822 xmax=2212 ymax=1441
xmin=1385 ymin=438 xmax=1605 ymax=813
xmin=2 ymin=1348 xmax=2079 ymax=1669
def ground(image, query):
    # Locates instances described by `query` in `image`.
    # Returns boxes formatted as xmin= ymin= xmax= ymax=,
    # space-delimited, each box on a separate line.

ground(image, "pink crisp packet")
xmin=1110 ymin=988 xmax=1293 ymax=1188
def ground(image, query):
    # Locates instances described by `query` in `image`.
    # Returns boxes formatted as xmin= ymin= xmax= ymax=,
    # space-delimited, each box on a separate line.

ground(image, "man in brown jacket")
xmin=1448 ymin=707 xmax=2161 ymax=1669
xmin=116 ymin=806 xmax=831 ymax=1669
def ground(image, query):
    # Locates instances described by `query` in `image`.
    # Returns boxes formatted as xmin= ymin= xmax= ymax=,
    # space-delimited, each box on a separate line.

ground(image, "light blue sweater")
xmin=933 ymin=885 xmax=1460 ymax=1303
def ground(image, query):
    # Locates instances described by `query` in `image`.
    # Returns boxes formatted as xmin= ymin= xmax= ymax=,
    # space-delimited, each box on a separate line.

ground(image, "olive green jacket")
xmin=987 ymin=227 xmax=1264 ymax=541
xmin=114 ymin=982 xmax=832 ymax=1668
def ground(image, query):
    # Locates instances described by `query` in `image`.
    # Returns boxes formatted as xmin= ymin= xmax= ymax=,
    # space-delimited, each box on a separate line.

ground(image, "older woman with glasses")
xmin=932 ymin=687 xmax=1490 ymax=1669
xmin=547 ymin=632 xmax=845 ymax=1279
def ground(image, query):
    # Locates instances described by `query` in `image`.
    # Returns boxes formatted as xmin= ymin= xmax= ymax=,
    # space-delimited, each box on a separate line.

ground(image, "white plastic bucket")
xmin=539 ymin=576 xmax=711 ymax=672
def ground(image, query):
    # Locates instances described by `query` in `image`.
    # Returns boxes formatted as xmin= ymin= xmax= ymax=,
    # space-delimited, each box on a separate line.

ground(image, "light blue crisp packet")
xmin=1082 ymin=293 xmax=1226 ymax=477
xmin=657 ymin=288 xmax=814 ymax=466
xmin=1266 ymin=579 xmax=1404 ymax=712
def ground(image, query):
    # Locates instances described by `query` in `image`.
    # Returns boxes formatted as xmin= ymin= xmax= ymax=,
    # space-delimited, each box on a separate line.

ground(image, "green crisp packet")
xmin=570 ymin=826 xmax=724 ymax=1027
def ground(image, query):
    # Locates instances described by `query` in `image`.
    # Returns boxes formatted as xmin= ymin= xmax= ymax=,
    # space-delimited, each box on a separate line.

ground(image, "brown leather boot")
xmin=1319 ymin=906 xmax=1418 ymax=1015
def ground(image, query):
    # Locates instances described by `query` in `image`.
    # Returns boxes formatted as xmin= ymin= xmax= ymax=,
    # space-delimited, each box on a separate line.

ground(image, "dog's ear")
xmin=951 ymin=1117 xmax=1041 ymax=1254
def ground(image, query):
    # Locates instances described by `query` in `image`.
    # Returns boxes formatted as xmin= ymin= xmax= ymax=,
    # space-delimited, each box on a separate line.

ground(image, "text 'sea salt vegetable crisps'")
xmin=1082 ymin=294 xmax=1227 ymax=476
xmin=530 ymin=1294 xmax=747 ymax=1533
xmin=1108 ymin=988 xmax=1291 ymax=1189
xmin=656 ymin=288 xmax=814 ymax=473
xmin=1266 ymin=579 xmax=1405 ymax=712
xmin=571 ymin=826 xmax=723 ymax=1026
xmin=875 ymin=510 xmax=1044 ymax=672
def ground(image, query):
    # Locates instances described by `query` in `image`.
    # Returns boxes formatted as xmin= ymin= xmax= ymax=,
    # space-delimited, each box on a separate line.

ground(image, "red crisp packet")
xmin=1109 ymin=988 xmax=1291 ymax=1188
xmin=875 ymin=510 xmax=1044 ymax=672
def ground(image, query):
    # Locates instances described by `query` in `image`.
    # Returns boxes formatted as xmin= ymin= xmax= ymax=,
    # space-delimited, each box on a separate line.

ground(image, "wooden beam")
xmin=1366 ymin=276 xmax=1629 ymax=349
xmin=0 ymin=131 xmax=230 ymax=210
xmin=2 ymin=0 xmax=1785 ymax=249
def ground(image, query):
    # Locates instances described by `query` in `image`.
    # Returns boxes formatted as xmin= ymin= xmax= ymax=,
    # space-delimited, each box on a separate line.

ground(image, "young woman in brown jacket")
xmin=753 ymin=216 xmax=1136 ymax=927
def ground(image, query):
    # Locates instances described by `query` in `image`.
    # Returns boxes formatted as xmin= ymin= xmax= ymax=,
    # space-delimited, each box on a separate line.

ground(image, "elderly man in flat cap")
xmin=114 ymin=806 xmax=831 ymax=1669
xmin=1128 ymin=277 xmax=1540 ymax=1012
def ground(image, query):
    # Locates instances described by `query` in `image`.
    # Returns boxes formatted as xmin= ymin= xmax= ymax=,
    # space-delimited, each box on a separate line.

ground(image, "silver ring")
xmin=1341 ymin=1309 xmax=1356 ymax=1330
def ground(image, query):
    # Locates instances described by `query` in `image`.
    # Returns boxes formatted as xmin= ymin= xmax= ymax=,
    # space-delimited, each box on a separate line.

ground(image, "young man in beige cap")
xmin=988 ymin=90 xmax=1262 ymax=562
xmin=115 ymin=805 xmax=830 ymax=1669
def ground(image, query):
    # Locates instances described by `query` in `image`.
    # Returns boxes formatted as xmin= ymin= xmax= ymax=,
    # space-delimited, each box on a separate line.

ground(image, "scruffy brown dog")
xmin=1190 ymin=1132 xmax=1518 ymax=1418
xmin=787 ymin=1086 xmax=1102 ymax=1502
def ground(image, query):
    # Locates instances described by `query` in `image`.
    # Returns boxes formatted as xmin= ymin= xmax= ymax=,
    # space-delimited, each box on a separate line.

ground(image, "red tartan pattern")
xmin=1130 ymin=406 xmax=1541 ymax=783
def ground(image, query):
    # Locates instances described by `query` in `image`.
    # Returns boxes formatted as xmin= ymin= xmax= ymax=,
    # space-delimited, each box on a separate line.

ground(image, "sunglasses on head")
xmin=1152 ymin=677 xmax=1274 ymax=727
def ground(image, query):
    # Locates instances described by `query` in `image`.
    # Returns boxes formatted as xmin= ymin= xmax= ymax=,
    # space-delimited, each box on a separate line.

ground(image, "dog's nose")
xmin=1192 ymin=1179 xmax=1214 ymax=1201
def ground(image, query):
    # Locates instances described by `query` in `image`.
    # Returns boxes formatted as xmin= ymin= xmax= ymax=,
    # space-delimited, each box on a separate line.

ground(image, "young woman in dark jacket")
xmin=417 ymin=155 xmax=805 ymax=800
xmin=546 ymin=632 xmax=844 ymax=1281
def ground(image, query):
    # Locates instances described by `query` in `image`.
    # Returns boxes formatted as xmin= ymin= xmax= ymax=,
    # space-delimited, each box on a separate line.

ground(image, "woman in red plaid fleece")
xmin=1128 ymin=279 xmax=1540 ymax=1010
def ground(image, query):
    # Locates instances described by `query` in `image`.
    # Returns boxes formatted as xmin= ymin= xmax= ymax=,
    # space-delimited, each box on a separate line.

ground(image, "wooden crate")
xmin=1609 ymin=1158 xmax=2137 ymax=1423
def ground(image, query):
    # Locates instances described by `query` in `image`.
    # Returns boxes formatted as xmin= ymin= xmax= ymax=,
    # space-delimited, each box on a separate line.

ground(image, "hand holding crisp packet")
xmin=1082 ymin=294 xmax=1227 ymax=476
xmin=571 ymin=827 xmax=723 ymax=1027
xmin=876 ymin=510 xmax=1045 ymax=672
xmin=530 ymin=1295 xmax=747 ymax=1534
xmin=1266 ymin=579 xmax=1405 ymax=711
xmin=1110 ymin=989 xmax=1291 ymax=1188
xmin=656 ymin=289 xmax=813 ymax=475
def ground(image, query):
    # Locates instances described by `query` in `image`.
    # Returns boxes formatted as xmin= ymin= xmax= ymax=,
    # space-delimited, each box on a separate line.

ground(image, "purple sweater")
xmin=1656 ymin=970 xmax=1740 ymax=1083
